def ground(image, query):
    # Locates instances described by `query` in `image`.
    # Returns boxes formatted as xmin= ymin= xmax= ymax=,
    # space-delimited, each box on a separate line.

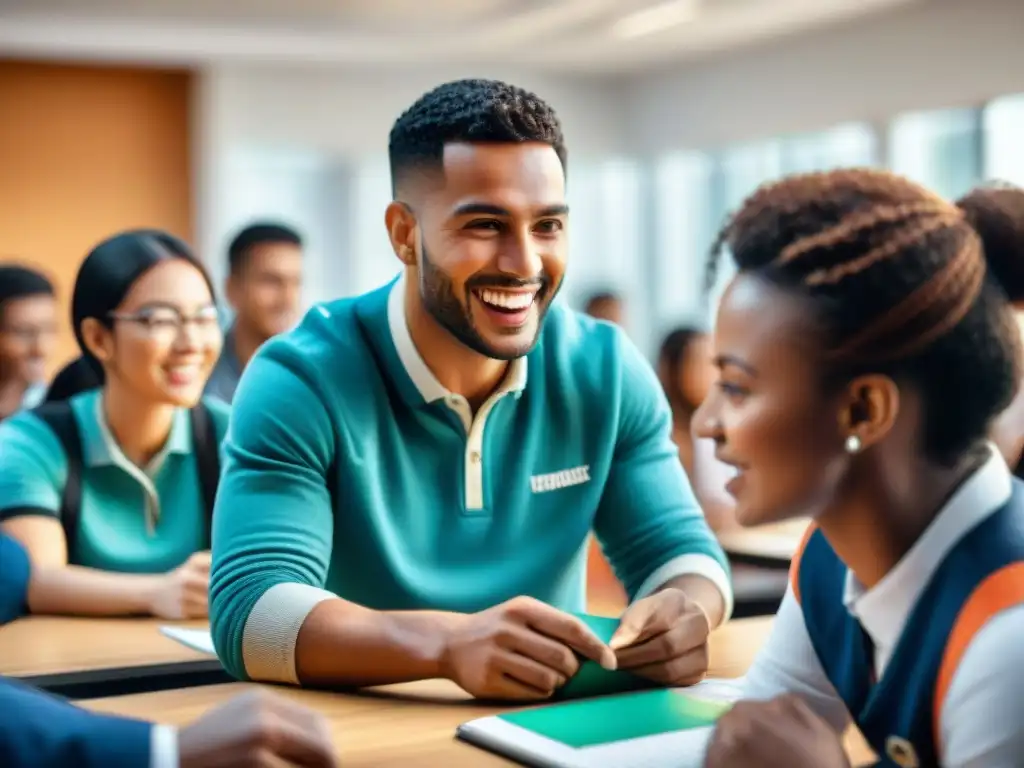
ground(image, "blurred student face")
xmin=587 ymin=297 xmax=624 ymax=326
xmin=387 ymin=142 xmax=568 ymax=360
xmin=0 ymin=295 xmax=57 ymax=386
xmin=678 ymin=333 xmax=715 ymax=410
xmin=90 ymin=259 xmax=222 ymax=407
xmin=227 ymin=243 xmax=303 ymax=339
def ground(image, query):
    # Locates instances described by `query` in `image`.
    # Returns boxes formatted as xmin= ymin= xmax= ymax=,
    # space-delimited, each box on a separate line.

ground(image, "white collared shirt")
xmin=738 ymin=448 xmax=1024 ymax=767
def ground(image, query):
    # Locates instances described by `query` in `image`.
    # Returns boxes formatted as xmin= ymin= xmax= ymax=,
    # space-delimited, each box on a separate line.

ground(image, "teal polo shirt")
xmin=210 ymin=275 xmax=731 ymax=684
xmin=0 ymin=390 xmax=230 ymax=572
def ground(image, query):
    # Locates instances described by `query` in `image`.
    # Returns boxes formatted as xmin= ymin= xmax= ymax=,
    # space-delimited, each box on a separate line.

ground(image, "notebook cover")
xmin=552 ymin=613 xmax=658 ymax=700
xmin=499 ymin=687 xmax=731 ymax=748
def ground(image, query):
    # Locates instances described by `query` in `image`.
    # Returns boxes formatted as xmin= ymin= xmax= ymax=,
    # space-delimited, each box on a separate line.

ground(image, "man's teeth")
xmin=477 ymin=289 xmax=536 ymax=310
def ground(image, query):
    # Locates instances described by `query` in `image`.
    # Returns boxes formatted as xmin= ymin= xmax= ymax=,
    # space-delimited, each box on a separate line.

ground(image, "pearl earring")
xmin=845 ymin=434 xmax=862 ymax=454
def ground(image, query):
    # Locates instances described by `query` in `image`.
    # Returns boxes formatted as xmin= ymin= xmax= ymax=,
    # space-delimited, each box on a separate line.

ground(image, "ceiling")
xmin=0 ymin=0 xmax=925 ymax=74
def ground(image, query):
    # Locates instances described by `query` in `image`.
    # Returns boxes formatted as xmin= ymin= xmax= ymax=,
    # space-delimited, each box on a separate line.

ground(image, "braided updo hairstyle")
xmin=707 ymin=168 xmax=1024 ymax=465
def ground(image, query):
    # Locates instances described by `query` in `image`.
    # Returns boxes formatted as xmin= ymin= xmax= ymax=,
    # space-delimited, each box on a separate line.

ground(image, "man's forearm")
xmin=654 ymin=574 xmax=727 ymax=629
xmin=294 ymin=598 xmax=458 ymax=688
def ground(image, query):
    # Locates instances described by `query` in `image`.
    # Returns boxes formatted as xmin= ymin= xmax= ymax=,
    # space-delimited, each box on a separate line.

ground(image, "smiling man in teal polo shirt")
xmin=210 ymin=78 xmax=732 ymax=701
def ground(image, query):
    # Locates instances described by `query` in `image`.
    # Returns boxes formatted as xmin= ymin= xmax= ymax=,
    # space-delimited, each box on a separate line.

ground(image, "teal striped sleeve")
xmin=0 ymin=412 xmax=67 ymax=520
xmin=593 ymin=332 xmax=733 ymax=617
xmin=209 ymin=344 xmax=338 ymax=682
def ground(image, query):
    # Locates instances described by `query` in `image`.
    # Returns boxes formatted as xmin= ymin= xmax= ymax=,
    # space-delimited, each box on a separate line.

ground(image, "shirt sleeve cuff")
xmin=150 ymin=725 xmax=179 ymax=768
xmin=632 ymin=553 xmax=735 ymax=624
xmin=241 ymin=582 xmax=337 ymax=684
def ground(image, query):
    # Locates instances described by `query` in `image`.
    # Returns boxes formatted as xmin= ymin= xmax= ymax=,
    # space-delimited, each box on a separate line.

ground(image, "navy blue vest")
xmin=797 ymin=481 xmax=1024 ymax=767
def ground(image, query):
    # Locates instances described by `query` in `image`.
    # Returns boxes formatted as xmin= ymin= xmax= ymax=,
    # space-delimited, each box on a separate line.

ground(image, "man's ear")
xmin=837 ymin=373 xmax=900 ymax=451
xmin=79 ymin=317 xmax=114 ymax=365
xmin=385 ymin=202 xmax=417 ymax=267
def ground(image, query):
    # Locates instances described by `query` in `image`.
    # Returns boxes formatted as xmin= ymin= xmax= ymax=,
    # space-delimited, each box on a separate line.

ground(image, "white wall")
xmin=624 ymin=0 xmax=1024 ymax=153
xmin=206 ymin=64 xmax=623 ymax=158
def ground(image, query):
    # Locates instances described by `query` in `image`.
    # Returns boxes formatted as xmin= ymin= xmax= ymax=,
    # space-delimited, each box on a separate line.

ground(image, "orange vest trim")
xmin=788 ymin=522 xmax=819 ymax=605
xmin=932 ymin=561 xmax=1024 ymax=758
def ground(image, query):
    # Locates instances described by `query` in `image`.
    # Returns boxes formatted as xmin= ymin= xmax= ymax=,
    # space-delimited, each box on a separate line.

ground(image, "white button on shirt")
xmin=737 ymin=448 xmax=1024 ymax=767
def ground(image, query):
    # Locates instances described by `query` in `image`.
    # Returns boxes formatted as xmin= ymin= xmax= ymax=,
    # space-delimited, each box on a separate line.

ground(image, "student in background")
xmin=0 ymin=265 xmax=58 ymax=418
xmin=0 ymin=530 xmax=339 ymax=768
xmin=0 ymin=230 xmax=229 ymax=619
xmin=210 ymin=79 xmax=731 ymax=701
xmin=657 ymin=327 xmax=737 ymax=532
xmin=698 ymin=170 xmax=1024 ymax=768
xmin=582 ymin=289 xmax=625 ymax=327
xmin=657 ymin=327 xmax=715 ymax=475
xmin=0 ymin=684 xmax=339 ymax=768
xmin=205 ymin=222 xmax=303 ymax=403
xmin=964 ymin=186 xmax=1024 ymax=473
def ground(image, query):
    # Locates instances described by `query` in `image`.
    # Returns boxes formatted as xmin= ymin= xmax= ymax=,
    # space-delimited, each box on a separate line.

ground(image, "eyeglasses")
xmin=108 ymin=306 xmax=221 ymax=340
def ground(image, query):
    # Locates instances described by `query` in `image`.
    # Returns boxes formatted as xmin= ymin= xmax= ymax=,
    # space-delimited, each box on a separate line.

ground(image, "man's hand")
xmin=440 ymin=596 xmax=617 ymax=701
xmin=177 ymin=688 xmax=339 ymax=768
xmin=705 ymin=695 xmax=851 ymax=768
xmin=609 ymin=588 xmax=710 ymax=685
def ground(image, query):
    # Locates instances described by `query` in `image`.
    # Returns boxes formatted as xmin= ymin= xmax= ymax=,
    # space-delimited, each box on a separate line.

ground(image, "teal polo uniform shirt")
xmin=0 ymin=389 xmax=230 ymax=572
xmin=210 ymin=275 xmax=732 ymax=684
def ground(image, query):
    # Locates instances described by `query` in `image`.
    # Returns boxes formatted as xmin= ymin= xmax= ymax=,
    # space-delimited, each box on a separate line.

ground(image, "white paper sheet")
xmin=159 ymin=625 xmax=216 ymax=655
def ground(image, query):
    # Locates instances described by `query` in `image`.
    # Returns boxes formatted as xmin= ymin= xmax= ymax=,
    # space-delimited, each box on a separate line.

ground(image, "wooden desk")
xmin=0 ymin=617 xmax=227 ymax=698
xmin=718 ymin=518 xmax=811 ymax=567
xmin=85 ymin=617 xmax=871 ymax=766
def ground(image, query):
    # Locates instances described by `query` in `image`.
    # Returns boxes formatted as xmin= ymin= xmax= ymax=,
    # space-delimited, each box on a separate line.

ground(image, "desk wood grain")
xmin=717 ymin=518 xmax=811 ymax=563
xmin=85 ymin=618 xmax=871 ymax=766
xmin=0 ymin=617 xmax=212 ymax=677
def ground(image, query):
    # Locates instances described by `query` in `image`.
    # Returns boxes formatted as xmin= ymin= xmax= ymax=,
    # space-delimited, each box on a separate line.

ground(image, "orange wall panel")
xmin=0 ymin=60 xmax=194 ymax=374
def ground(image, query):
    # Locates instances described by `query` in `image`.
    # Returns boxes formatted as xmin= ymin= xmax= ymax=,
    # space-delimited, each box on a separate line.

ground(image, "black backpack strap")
xmin=189 ymin=403 xmax=220 ymax=531
xmin=31 ymin=402 xmax=84 ymax=557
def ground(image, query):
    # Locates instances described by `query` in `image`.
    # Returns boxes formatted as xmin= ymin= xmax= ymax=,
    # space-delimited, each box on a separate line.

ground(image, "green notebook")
xmin=554 ymin=613 xmax=658 ymax=700
xmin=456 ymin=681 xmax=739 ymax=768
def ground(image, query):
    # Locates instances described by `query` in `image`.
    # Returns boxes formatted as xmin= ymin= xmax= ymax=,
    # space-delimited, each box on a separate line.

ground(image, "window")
xmin=888 ymin=108 xmax=982 ymax=200
xmin=651 ymin=151 xmax=716 ymax=337
xmin=565 ymin=158 xmax=647 ymax=343
xmin=349 ymin=157 xmax=400 ymax=296
xmin=781 ymin=123 xmax=879 ymax=174
xmin=701 ymin=141 xmax=786 ymax=322
xmin=983 ymin=94 xmax=1024 ymax=185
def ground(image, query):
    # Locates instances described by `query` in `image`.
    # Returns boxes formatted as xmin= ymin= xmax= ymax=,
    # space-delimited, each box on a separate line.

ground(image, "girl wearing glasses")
xmin=0 ymin=230 xmax=228 ymax=619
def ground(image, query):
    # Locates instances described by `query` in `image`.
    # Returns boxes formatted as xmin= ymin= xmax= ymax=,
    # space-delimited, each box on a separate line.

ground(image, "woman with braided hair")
xmin=695 ymin=169 xmax=1024 ymax=768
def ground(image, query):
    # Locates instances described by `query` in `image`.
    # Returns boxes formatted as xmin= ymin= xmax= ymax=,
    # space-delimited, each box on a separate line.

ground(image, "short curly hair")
xmin=707 ymin=168 xmax=1024 ymax=465
xmin=388 ymin=78 xmax=567 ymax=195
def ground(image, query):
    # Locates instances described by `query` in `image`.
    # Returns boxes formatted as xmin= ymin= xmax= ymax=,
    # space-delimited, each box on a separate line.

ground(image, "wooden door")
xmin=0 ymin=60 xmax=194 ymax=375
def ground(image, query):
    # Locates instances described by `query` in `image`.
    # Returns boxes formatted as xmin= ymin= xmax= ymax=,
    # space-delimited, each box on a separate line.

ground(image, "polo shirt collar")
xmin=843 ymin=445 xmax=1012 ymax=655
xmin=386 ymin=273 xmax=528 ymax=405
xmin=82 ymin=389 xmax=192 ymax=471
